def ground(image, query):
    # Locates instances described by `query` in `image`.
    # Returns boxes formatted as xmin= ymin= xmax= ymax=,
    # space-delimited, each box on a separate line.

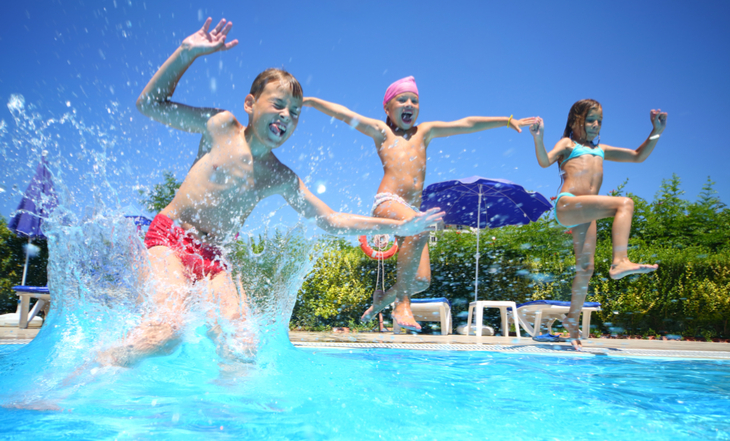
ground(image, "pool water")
xmin=1 ymin=341 xmax=729 ymax=440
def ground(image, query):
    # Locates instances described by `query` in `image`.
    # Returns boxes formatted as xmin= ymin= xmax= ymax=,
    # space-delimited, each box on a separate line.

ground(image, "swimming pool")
xmin=1 ymin=67 xmax=728 ymax=441
xmin=1 ymin=341 xmax=729 ymax=440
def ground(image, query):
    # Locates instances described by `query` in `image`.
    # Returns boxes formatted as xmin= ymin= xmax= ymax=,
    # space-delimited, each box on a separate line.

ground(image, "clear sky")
xmin=1 ymin=0 xmax=729 ymax=233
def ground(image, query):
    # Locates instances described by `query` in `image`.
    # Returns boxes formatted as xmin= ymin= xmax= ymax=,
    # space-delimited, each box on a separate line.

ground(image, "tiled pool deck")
xmin=288 ymin=331 xmax=730 ymax=360
xmin=5 ymin=330 xmax=728 ymax=360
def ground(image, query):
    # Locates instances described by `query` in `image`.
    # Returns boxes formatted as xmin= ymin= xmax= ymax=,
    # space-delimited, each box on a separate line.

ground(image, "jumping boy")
xmin=305 ymin=78 xmax=536 ymax=331
xmin=99 ymin=19 xmax=442 ymax=366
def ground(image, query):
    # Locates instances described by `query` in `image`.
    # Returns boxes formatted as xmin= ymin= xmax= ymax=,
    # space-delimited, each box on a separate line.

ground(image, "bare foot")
xmin=609 ymin=261 xmax=658 ymax=280
xmin=392 ymin=301 xmax=421 ymax=332
xmin=562 ymin=317 xmax=582 ymax=351
xmin=360 ymin=289 xmax=393 ymax=323
xmin=568 ymin=337 xmax=583 ymax=351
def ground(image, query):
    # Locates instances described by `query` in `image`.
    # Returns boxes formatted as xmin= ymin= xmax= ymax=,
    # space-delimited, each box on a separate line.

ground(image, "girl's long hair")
xmin=563 ymin=99 xmax=602 ymax=140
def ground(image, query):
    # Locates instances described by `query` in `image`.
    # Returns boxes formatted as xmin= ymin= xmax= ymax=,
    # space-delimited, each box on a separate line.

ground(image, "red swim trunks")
xmin=144 ymin=213 xmax=228 ymax=282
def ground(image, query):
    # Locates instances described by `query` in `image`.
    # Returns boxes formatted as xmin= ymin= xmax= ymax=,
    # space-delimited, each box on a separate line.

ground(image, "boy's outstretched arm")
xmin=282 ymin=174 xmax=443 ymax=236
xmin=603 ymin=109 xmax=667 ymax=163
xmin=136 ymin=18 xmax=238 ymax=133
xmin=423 ymin=115 xmax=538 ymax=144
xmin=303 ymin=97 xmax=387 ymax=144
xmin=529 ymin=117 xmax=569 ymax=168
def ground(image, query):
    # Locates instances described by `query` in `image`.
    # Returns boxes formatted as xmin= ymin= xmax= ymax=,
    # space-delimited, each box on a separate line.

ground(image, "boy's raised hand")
xmin=650 ymin=109 xmax=667 ymax=134
xmin=508 ymin=117 xmax=539 ymax=133
xmin=182 ymin=17 xmax=239 ymax=57
xmin=396 ymin=208 xmax=445 ymax=237
xmin=529 ymin=117 xmax=544 ymax=138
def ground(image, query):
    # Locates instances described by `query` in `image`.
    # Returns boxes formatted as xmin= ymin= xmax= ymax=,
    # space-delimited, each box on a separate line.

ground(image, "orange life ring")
xmin=358 ymin=235 xmax=399 ymax=260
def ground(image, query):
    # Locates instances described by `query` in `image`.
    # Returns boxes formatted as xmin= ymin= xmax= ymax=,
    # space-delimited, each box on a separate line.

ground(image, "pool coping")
xmin=291 ymin=341 xmax=730 ymax=360
xmin=3 ymin=331 xmax=730 ymax=360
xmin=288 ymin=331 xmax=730 ymax=360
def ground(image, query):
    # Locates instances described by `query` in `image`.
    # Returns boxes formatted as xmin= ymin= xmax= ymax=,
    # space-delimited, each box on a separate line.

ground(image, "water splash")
xmin=0 ymin=97 xmax=321 ymax=408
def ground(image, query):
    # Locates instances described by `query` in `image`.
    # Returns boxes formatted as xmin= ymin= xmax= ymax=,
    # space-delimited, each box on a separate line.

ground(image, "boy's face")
xmin=385 ymin=92 xmax=419 ymax=130
xmin=245 ymin=81 xmax=302 ymax=148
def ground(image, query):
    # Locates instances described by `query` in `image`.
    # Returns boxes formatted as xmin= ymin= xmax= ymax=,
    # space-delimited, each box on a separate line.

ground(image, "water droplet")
xmin=8 ymin=94 xmax=25 ymax=111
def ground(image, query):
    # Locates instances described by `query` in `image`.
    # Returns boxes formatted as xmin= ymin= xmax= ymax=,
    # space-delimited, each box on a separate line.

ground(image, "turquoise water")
xmin=1 ymin=342 xmax=729 ymax=440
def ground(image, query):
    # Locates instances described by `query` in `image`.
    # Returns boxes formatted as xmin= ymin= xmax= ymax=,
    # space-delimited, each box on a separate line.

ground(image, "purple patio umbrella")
xmin=8 ymin=157 xmax=58 ymax=285
xmin=420 ymin=176 xmax=551 ymax=301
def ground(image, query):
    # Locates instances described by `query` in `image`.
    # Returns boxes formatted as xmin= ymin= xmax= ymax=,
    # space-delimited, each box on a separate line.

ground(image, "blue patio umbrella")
xmin=123 ymin=208 xmax=153 ymax=237
xmin=8 ymin=157 xmax=58 ymax=285
xmin=122 ymin=204 xmax=153 ymax=227
xmin=124 ymin=215 xmax=152 ymax=227
xmin=421 ymin=176 xmax=551 ymax=301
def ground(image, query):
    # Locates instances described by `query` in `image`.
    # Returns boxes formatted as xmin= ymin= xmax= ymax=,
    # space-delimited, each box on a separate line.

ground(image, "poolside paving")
xmin=3 ymin=329 xmax=730 ymax=360
xmin=288 ymin=331 xmax=730 ymax=360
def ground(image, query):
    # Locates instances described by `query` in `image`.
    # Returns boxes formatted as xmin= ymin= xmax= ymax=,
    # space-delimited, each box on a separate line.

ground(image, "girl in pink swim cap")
xmin=304 ymin=77 xmax=536 ymax=332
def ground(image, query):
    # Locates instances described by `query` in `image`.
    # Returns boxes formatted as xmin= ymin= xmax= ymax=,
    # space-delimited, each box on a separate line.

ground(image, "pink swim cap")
xmin=383 ymin=76 xmax=419 ymax=108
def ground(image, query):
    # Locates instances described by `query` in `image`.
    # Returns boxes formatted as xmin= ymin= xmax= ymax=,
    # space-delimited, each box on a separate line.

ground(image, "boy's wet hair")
xmin=563 ymin=99 xmax=602 ymax=140
xmin=250 ymin=68 xmax=303 ymax=100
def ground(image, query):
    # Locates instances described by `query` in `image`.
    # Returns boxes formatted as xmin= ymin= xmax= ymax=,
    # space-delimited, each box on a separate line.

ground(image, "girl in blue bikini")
xmin=529 ymin=99 xmax=667 ymax=349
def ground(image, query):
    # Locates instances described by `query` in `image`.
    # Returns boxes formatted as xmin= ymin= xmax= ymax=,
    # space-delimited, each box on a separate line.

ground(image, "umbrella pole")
xmin=475 ymin=185 xmax=482 ymax=303
xmin=21 ymin=237 xmax=30 ymax=286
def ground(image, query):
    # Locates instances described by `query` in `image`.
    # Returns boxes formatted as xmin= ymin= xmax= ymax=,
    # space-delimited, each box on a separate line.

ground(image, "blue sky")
xmin=1 ymin=0 xmax=729 ymax=233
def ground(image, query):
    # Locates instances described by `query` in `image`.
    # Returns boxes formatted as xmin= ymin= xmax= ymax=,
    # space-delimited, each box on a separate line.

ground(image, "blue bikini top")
xmin=560 ymin=141 xmax=604 ymax=166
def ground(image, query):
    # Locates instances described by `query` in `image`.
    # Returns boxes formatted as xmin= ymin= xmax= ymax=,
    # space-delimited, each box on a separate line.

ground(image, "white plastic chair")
xmin=467 ymin=301 xmax=521 ymax=337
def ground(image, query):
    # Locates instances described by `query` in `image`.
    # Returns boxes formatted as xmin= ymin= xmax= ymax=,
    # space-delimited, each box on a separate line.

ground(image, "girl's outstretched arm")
xmin=303 ymin=97 xmax=387 ymax=144
xmin=280 ymin=172 xmax=444 ymax=236
xmin=603 ymin=109 xmax=667 ymax=163
xmin=529 ymin=117 xmax=570 ymax=168
xmin=423 ymin=115 xmax=537 ymax=144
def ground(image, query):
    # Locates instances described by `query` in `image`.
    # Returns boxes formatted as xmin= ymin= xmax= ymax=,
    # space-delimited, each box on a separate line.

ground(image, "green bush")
xmin=290 ymin=238 xmax=398 ymax=330
xmin=591 ymin=247 xmax=730 ymax=337
xmin=289 ymin=174 xmax=730 ymax=338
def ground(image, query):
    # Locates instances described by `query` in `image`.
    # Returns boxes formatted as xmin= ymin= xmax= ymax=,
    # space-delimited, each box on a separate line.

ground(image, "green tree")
xmin=139 ymin=171 xmax=182 ymax=213
xmin=697 ymin=176 xmax=726 ymax=212
xmin=644 ymin=173 xmax=689 ymax=247
xmin=0 ymin=216 xmax=49 ymax=314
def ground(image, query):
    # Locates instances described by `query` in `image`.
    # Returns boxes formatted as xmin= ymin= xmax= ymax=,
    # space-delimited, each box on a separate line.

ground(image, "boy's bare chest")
xmin=205 ymin=152 xmax=283 ymax=199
